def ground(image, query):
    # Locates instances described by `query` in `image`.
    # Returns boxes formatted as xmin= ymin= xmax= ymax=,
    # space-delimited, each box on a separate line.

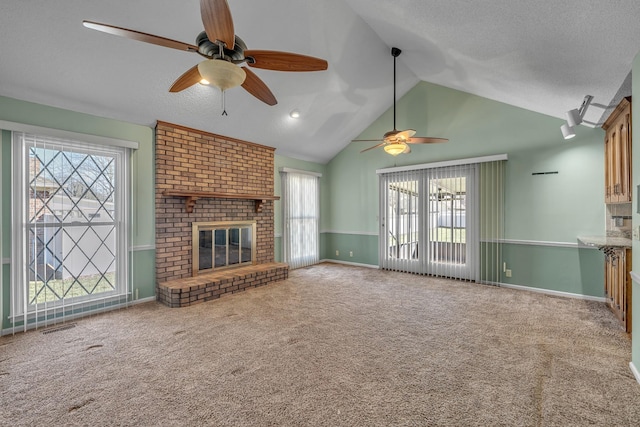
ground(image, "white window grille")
xmin=10 ymin=132 xmax=131 ymax=330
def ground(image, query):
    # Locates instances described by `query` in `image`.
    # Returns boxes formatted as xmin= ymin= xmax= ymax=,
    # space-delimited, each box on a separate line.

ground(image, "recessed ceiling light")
xmin=290 ymin=109 xmax=301 ymax=119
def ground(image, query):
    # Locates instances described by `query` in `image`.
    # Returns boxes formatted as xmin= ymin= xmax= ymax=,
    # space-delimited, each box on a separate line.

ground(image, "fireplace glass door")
xmin=193 ymin=221 xmax=256 ymax=275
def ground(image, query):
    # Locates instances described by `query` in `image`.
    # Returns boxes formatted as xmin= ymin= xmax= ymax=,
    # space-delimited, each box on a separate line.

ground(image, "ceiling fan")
xmin=82 ymin=0 xmax=328 ymax=112
xmin=353 ymin=47 xmax=448 ymax=155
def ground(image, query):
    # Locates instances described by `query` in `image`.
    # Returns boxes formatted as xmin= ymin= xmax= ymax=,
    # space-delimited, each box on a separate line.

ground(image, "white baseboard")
xmin=131 ymin=296 xmax=157 ymax=305
xmin=320 ymin=259 xmax=379 ymax=269
xmin=492 ymin=281 xmax=606 ymax=302
xmin=630 ymin=362 xmax=640 ymax=385
xmin=318 ymin=265 xmax=606 ymax=302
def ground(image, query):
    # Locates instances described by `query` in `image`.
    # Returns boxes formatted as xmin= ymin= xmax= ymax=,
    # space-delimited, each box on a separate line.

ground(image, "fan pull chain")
xmin=221 ymin=90 xmax=228 ymax=116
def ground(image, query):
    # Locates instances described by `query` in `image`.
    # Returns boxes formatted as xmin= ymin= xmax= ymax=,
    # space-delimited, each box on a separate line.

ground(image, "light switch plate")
xmin=634 ymin=226 xmax=640 ymax=240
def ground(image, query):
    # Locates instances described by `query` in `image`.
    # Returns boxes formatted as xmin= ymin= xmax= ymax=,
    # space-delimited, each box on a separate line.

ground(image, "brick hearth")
xmin=157 ymin=262 xmax=289 ymax=307
xmin=155 ymin=121 xmax=288 ymax=307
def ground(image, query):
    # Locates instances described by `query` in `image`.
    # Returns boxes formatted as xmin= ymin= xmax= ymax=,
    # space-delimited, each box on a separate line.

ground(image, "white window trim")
xmin=10 ymin=131 xmax=131 ymax=327
xmin=0 ymin=120 xmax=139 ymax=150
xmin=279 ymin=167 xmax=322 ymax=177
xmin=376 ymin=154 xmax=508 ymax=174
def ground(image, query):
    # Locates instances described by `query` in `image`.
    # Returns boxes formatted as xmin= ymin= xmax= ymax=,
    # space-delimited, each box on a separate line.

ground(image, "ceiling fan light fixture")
xmin=384 ymin=142 xmax=408 ymax=156
xmin=197 ymin=59 xmax=246 ymax=91
xmin=199 ymin=78 xmax=210 ymax=85
xmin=561 ymin=123 xmax=576 ymax=140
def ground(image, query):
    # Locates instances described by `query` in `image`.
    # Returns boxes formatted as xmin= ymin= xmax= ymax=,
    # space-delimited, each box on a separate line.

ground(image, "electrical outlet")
xmin=336 ymin=250 xmax=339 ymax=256
xmin=505 ymin=269 xmax=512 ymax=278
xmin=349 ymin=251 xmax=353 ymax=257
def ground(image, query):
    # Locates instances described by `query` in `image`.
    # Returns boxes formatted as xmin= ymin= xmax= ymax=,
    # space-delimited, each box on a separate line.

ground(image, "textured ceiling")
xmin=1 ymin=1 xmax=639 ymax=163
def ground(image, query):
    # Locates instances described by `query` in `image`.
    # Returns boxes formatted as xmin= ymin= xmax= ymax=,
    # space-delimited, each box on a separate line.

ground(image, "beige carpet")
xmin=1 ymin=263 xmax=639 ymax=426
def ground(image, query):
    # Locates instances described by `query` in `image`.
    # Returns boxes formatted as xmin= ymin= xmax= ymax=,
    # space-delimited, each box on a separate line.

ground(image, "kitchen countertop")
xmin=577 ymin=235 xmax=632 ymax=248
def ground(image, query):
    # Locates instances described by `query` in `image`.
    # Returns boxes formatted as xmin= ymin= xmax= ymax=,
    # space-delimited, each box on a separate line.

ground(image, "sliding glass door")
xmin=379 ymin=164 xmax=479 ymax=280
xmin=380 ymin=172 xmax=422 ymax=273
xmin=426 ymin=165 xmax=478 ymax=280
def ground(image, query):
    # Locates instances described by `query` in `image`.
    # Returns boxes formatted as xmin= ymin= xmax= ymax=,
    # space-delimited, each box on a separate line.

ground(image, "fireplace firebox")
xmin=192 ymin=221 xmax=256 ymax=276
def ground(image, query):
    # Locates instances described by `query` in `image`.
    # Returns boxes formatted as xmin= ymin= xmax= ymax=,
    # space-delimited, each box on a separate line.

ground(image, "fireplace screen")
xmin=192 ymin=221 xmax=256 ymax=275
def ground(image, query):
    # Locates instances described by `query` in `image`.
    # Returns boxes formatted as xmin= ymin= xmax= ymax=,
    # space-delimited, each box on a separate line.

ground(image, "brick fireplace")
xmin=155 ymin=121 xmax=288 ymax=307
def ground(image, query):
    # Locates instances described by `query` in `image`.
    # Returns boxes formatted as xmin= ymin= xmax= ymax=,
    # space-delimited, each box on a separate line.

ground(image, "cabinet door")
xmin=603 ymin=99 xmax=632 ymax=204
xmin=613 ymin=124 xmax=622 ymax=202
xmin=616 ymin=249 xmax=625 ymax=312
xmin=605 ymin=129 xmax=614 ymax=203
xmin=619 ymin=112 xmax=631 ymax=202
xmin=605 ymin=253 xmax=613 ymax=302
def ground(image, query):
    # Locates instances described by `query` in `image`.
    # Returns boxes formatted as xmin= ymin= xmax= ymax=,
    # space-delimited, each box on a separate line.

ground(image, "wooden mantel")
xmin=163 ymin=190 xmax=279 ymax=213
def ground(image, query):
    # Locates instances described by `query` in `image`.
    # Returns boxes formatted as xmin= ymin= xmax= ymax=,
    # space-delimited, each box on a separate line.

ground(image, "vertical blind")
xmin=479 ymin=159 xmax=506 ymax=285
xmin=9 ymin=132 xmax=131 ymax=334
xmin=377 ymin=155 xmax=506 ymax=282
xmin=281 ymin=168 xmax=321 ymax=269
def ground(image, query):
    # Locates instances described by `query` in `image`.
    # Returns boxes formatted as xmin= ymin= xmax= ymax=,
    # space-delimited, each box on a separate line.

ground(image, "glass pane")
xmin=228 ymin=228 xmax=240 ymax=266
xmin=199 ymin=230 xmax=212 ymax=270
xmin=387 ymin=180 xmax=419 ymax=260
xmin=214 ymin=229 xmax=227 ymax=268
xmin=240 ymin=227 xmax=252 ymax=263
xmin=27 ymin=144 xmax=119 ymax=306
xmin=429 ymin=176 xmax=466 ymax=264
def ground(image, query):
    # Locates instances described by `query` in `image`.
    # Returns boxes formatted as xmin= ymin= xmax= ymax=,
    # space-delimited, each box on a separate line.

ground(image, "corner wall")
xmin=273 ymin=155 xmax=328 ymax=262
xmin=324 ymin=81 xmax=605 ymax=296
xmin=0 ymin=95 xmax=155 ymax=330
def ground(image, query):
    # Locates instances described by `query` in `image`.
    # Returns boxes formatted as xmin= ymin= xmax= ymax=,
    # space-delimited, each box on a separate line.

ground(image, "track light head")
xmin=560 ymin=95 xmax=594 ymax=140
xmin=566 ymin=109 xmax=582 ymax=128
xmin=561 ymin=123 xmax=576 ymax=140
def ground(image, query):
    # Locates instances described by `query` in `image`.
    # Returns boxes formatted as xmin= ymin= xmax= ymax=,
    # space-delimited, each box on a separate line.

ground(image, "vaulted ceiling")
xmin=1 ymin=0 xmax=639 ymax=163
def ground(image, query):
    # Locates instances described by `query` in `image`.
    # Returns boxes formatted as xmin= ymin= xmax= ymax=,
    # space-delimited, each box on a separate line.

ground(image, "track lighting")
xmin=566 ymin=109 xmax=582 ymax=128
xmin=560 ymin=123 xmax=576 ymax=140
xmin=560 ymin=95 xmax=593 ymax=140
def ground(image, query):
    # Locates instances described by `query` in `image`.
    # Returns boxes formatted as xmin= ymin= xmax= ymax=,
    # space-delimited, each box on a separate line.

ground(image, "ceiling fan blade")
xmin=402 ymin=144 xmax=411 ymax=154
xmin=169 ymin=65 xmax=202 ymax=92
xmin=360 ymin=142 xmax=386 ymax=153
xmin=82 ymin=21 xmax=198 ymax=52
xmin=200 ymin=0 xmax=235 ymax=50
xmin=241 ymin=67 xmax=277 ymax=106
xmin=396 ymin=129 xmax=416 ymax=140
xmin=244 ymin=50 xmax=328 ymax=72
xmin=407 ymin=137 xmax=449 ymax=144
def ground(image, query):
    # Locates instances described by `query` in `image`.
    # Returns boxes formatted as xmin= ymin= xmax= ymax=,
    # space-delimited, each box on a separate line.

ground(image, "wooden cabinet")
xmin=604 ymin=248 xmax=632 ymax=333
xmin=603 ymin=97 xmax=632 ymax=203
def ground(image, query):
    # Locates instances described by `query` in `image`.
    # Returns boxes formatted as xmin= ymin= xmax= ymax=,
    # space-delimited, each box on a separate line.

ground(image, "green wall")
xmin=273 ymin=155 xmax=327 ymax=262
xmin=0 ymin=78 xmax=611 ymax=333
xmin=324 ymin=81 xmax=605 ymax=297
xmin=631 ymin=53 xmax=640 ymax=371
xmin=0 ymin=95 xmax=155 ymax=331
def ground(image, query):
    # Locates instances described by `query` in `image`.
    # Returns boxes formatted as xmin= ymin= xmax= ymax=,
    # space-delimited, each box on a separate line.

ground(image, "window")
xmin=280 ymin=168 xmax=321 ymax=269
xmin=11 ymin=132 xmax=130 ymax=323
